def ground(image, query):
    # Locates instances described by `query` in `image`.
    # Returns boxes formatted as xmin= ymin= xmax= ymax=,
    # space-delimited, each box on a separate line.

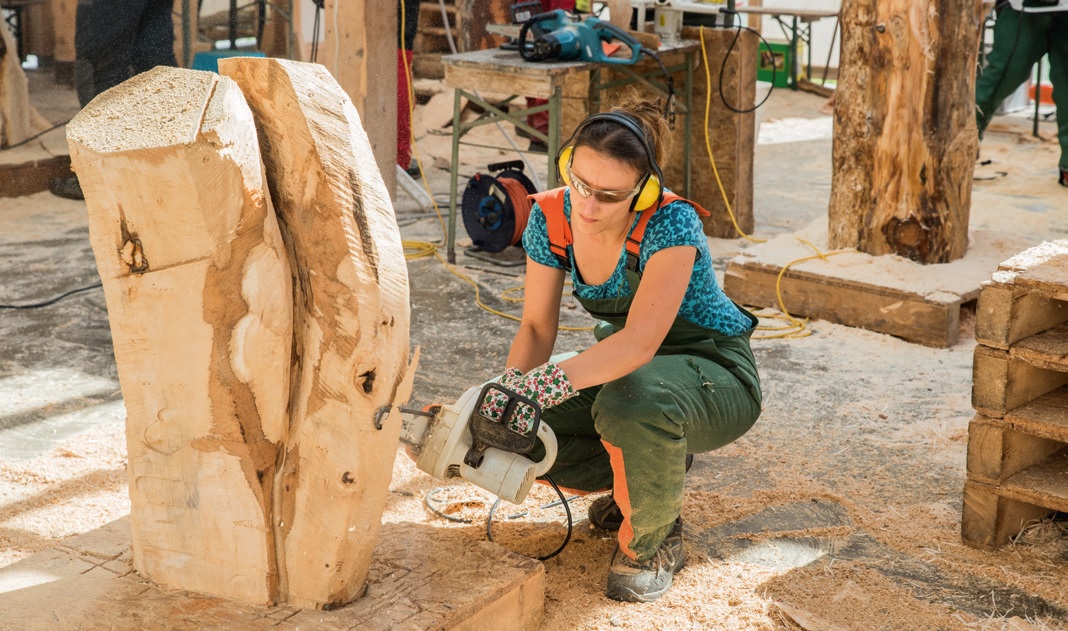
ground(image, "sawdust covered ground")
xmin=2 ymin=69 xmax=1068 ymax=631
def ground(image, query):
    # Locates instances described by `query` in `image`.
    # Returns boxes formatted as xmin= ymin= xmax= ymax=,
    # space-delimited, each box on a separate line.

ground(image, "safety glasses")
xmin=566 ymin=165 xmax=643 ymax=204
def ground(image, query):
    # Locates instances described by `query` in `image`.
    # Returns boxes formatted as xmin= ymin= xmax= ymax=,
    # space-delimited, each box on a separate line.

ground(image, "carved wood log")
xmin=0 ymin=23 xmax=49 ymax=147
xmin=68 ymin=67 xmax=292 ymax=605
xmin=829 ymin=0 xmax=983 ymax=263
xmin=218 ymin=57 xmax=412 ymax=609
xmin=69 ymin=62 xmax=414 ymax=609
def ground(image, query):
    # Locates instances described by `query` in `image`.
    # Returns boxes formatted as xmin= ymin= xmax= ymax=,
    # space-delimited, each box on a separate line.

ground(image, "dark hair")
xmin=572 ymin=99 xmax=670 ymax=176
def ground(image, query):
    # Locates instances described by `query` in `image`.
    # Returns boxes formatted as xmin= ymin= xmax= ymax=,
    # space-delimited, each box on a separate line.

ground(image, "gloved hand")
xmin=478 ymin=363 xmax=578 ymax=434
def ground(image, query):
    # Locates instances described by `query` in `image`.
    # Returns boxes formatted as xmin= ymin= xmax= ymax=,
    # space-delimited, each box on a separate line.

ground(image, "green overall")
xmin=975 ymin=4 xmax=1068 ymax=171
xmin=539 ymin=268 xmax=763 ymax=561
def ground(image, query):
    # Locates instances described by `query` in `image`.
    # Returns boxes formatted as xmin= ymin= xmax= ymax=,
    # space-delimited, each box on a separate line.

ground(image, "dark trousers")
xmin=75 ymin=0 xmax=178 ymax=106
xmin=975 ymin=6 xmax=1068 ymax=170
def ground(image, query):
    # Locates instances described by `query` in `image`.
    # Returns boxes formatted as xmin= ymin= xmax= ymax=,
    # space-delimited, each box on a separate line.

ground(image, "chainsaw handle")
xmin=532 ymin=422 xmax=558 ymax=478
xmin=587 ymin=18 xmax=644 ymax=65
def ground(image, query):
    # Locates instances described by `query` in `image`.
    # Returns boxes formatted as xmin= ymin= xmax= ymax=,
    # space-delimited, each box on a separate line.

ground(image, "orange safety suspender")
xmin=529 ymin=187 xmax=710 ymax=276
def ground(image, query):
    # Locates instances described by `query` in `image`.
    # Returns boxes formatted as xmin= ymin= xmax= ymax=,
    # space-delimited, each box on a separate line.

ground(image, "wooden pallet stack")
xmin=963 ymin=241 xmax=1068 ymax=549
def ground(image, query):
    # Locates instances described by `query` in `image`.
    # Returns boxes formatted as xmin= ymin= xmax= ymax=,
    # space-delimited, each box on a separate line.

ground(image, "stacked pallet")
xmin=963 ymin=241 xmax=1068 ymax=549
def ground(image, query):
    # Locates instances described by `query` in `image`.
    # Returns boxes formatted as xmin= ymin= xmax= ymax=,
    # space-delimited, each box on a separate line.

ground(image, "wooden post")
xmin=320 ymin=0 xmax=397 ymax=195
xmin=68 ymin=63 xmax=414 ymax=609
xmin=683 ymin=26 xmax=757 ymax=238
xmin=50 ymin=0 xmax=76 ymax=85
xmin=828 ymin=0 xmax=983 ymax=263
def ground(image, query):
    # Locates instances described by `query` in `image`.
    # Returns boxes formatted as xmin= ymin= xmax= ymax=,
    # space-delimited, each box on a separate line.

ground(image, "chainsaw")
xmin=382 ymin=354 xmax=578 ymax=505
xmin=517 ymin=9 xmax=645 ymax=64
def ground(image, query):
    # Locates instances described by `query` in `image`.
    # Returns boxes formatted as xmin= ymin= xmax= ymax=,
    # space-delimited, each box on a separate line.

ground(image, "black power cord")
xmin=0 ymin=119 xmax=72 ymax=152
xmin=486 ymin=474 xmax=575 ymax=561
xmin=0 ymin=282 xmax=103 ymax=310
xmin=309 ymin=0 xmax=325 ymax=63
xmin=715 ymin=16 xmax=777 ymax=115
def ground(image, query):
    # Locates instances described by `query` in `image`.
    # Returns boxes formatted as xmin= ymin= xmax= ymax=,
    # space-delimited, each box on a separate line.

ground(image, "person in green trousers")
xmin=975 ymin=0 xmax=1068 ymax=186
xmin=478 ymin=101 xmax=762 ymax=602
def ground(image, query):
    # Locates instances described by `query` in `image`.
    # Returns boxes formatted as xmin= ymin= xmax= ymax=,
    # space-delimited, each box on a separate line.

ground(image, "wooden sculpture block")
xmin=68 ymin=62 xmax=413 ymax=609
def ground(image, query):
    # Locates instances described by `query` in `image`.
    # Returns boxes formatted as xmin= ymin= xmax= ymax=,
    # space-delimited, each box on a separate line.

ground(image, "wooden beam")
xmin=320 ymin=0 xmax=397 ymax=195
xmin=962 ymin=480 xmax=1056 ymax=550
xmin=69 ymin=67 xmax=292 ymax=606
xmin=972 ymin=339 xmax=1068 ymax=418
xmin=50 ymin=0 xmax=76 ymax=84
xmin=219 ymin=57 xmax=413 ymax=609
xmin=966 ymin=415 xmax=1066 ymax=485
xmin=681 ymin=26 xmax=757 ymax=238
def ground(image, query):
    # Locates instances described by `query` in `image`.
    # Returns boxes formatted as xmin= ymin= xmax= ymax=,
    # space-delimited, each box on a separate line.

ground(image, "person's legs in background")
xmin=1045 ymin=11 xmax=1068 ymax=185
xmin=398 ymin=0 xmax=420 ymax=175
xmin=130 ymin=0 xmax=178 ymax=74
xmin=975 ymin=8 xmax=1050 ymax=142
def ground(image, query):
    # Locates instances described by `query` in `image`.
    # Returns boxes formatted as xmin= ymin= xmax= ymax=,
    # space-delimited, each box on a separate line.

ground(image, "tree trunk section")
xmin=219 ymin=57 xmax=412 ymax=609
xmin=69 ymin=62 xmax=414 ymax=609
xmin=829 ymin=0 xmax=982 ymax=264
xmin=68 ymin=68 xmax=293 ymax=605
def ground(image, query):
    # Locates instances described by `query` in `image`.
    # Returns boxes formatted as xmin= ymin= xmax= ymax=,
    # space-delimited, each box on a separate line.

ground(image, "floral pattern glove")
xmin=477 ymin=363 xmax=578 ymax=434
xmin=478 ymin=367 xmax=525 ymax=424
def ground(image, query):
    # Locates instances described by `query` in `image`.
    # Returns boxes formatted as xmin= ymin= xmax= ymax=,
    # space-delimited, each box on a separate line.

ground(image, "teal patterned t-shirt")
xmin=522 ymin=188 xmax=752 ymax=337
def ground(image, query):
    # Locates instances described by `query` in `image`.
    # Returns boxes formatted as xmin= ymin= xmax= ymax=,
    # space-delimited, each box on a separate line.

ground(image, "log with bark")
xmin=829 ymin=0 xmax=983 ymax=264
xmin=68 ymin=62 xmax=414 ymax=609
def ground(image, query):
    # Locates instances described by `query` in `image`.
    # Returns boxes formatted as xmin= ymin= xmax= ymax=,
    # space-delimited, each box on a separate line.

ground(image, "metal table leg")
xmin=447 ymin=88 xmax=463 ymax=263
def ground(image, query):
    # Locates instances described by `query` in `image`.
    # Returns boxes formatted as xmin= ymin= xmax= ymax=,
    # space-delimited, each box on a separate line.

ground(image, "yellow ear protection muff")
xmin=556 ymin=112 xmax=664 ymax=212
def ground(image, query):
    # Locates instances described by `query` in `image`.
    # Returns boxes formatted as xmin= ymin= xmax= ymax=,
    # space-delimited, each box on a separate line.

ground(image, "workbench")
xmin=736 ymin=5 xmax=840 ymax=90
xmin=441 ymin=41 xmax=699 ymax=263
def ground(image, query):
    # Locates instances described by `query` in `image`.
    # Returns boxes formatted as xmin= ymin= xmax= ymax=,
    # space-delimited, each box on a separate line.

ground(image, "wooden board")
xmin=723 ymin=220 xmax=1028 ymax=347
xmin=966 ymin=415 xmax=1066 ymax=485
xmin=725 ymin=253 xmax=960 ymax=347
xmin=0 ymin=154 xmax=72 ymax=197
xmin=0 ymin=518 xmax=545 ymax=630
xmin=961 ymin=480 xmax=1055 ymax=550
xmin=219 ymin=57 xmax=413 ymax=610
xmin=1016 ymin=253 xmax=1068 ymax=299
xmin=976 ymin=245 xmax=1068 ymax=349
xmin=976 ymin=283 xmax=1068 ymax=351
xmin=1003 ymin=386 xmax=1068 ymax=444
xmin=49 ymin=0 xmax=75 ymax=83
xmin=998 ymin=449 xmax=1068 ymax=514
xmin=68 ymin=67 xmax=292 ymax=606
xmin=320 ymin=0 xmax=397 ymax=195
xmin=678 ymin=26 xmax=756 ymax=238
xmin=972 ymin=344 xmax=1068 ymax=418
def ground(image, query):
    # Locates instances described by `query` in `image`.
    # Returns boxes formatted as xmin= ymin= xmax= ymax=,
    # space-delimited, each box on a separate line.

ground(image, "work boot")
xmin=49 ymin=175 xmax=84 ymax=200
xmin=587 ymin=454 xmax=694 ymax=532
xmin=605 ymin=518 xmax=685 ymax=603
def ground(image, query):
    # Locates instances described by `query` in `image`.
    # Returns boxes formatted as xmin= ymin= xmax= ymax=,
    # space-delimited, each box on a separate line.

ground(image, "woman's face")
xmin=567 ymin=145 xmax=644 ymax=237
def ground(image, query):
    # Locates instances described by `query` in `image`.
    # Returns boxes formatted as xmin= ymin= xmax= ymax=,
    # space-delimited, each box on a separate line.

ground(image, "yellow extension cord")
xmin=396 ymin=8 xmax=847 ymax=340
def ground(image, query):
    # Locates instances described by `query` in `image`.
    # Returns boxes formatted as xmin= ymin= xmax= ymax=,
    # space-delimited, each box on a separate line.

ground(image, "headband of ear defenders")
xmin=555 ymin=111 xmax=664 ymax=211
